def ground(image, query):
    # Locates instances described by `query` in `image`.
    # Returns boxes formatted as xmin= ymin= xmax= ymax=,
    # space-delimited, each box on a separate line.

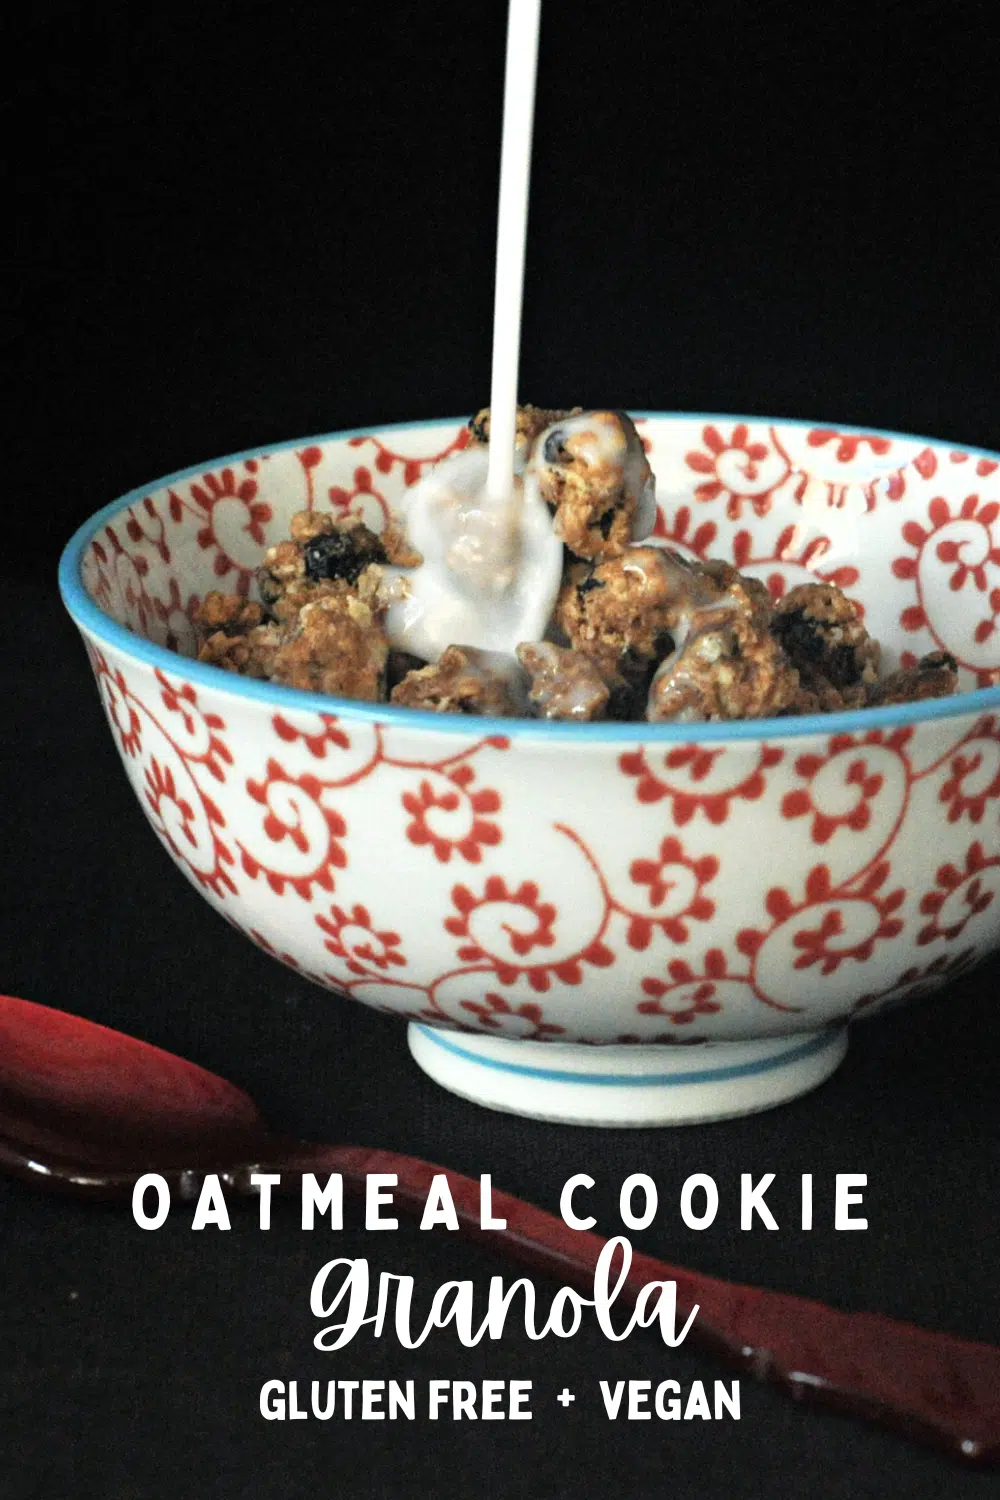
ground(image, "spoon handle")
xmin=310 ymin=1144 xmax=1000 ymax=1465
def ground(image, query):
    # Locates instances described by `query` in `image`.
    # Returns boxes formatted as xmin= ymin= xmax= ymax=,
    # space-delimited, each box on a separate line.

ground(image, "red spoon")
xmin=0 ymin=991 xmax=997 ymax=1465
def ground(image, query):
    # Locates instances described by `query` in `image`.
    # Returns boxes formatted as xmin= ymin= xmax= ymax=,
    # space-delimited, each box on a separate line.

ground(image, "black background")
xmin=5 ymin=2 xmax=1000 ymax=1496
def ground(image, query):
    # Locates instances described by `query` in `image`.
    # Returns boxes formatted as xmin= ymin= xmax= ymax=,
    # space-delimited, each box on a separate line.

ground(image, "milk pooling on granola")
xmin=378 ymin=411 xmax=657 ymax=664
xmin=378 ymin=445 xmax=562 ymax=662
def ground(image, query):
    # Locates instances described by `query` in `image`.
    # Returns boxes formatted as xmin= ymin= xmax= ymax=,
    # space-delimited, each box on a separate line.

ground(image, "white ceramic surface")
xmin=59 ymin=415 xmax=1000 ymax=1125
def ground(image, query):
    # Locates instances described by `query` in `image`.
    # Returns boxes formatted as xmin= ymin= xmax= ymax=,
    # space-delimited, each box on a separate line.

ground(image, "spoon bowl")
xmin=0 ymin=993 xmax=261 ymax=1162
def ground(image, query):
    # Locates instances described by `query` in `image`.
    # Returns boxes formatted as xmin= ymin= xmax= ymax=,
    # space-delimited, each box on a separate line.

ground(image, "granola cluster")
xmin=198 ymin=512 xmax=396 ymax=701
xmin=193 ymin=407 xmax=959 ymax=722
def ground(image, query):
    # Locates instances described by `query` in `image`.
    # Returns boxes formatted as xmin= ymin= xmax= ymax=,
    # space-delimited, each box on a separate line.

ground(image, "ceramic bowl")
xmin=59 ymin=415 xmax=1000 ymax=1125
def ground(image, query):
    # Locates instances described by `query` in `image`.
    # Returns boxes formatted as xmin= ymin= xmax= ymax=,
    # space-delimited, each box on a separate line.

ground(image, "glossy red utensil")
xmin=0 ymin=992 xmax=997 ymax=1464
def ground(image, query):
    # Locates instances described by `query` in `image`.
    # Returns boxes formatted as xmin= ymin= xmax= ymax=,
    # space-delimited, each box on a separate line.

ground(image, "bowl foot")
xmin=407 ymin=1024 xmax=848 ymax=1126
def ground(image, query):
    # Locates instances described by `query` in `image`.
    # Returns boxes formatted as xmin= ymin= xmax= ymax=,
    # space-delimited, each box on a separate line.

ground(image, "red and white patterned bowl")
xmin=59 ymin=415 xmax=1000 ymax=1125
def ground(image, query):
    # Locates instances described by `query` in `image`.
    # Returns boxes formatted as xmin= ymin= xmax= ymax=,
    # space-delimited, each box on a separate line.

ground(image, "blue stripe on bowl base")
xmin=412 ymin=1027 xmax=838 ymax=1087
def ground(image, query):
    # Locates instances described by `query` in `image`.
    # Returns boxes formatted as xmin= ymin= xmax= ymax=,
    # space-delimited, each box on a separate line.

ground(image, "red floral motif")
xmin=151 ymin=577 xmax=198 ymax=652
xmin=144 ymin=757 xmax=196 ymax=851
xmin=685 ymin=423 xmax=784 ymax=519
xmin=402 ymin=766 xmax=501 ymax=864
xmin=125 ymin=497 xmax=171 ymax=564
xmin=142 ymin=756 xmax=234 ymax=897
xmin=976 ymin=599 xmax=1000 ymax=649
xmin=88 ymin=560 xmax=114 ymax=615
xmin=917 ymin=841 xmax=1000 ymax=945
xmin=651 ymin=503 xmax=717 ymax=558
xmin=638 ymin=949 xmax=730 ymax=1026
xmin=853 ymin=947 xmax=979 ymax=1012
xmin=157 ymin=672 xmax=232 ymax=781
xmin=938 ymin=719 xmax=1000 ymax=823
xmin=240 ymin=925 xmax=308 ymax=975
xmin=316 ymin=903 xmax=406 ymax=976
xmin=321 ymin=971 xmax=450 ymax=1026
xmin=242 ymin=760 xmax=347 ymax=898
xmin=365 ymin=999 xmax=464 ymax=1027
xmin=893 ymin=494 xmax=1000 ymax=598
xmin=639 ymin=980 xmax=720 ymax=1025
xmin=103 ymin=520 xmax=149 ymax=577
xmin=619 ymin=743 xmax=784 ymax=824
xmin=272 ymin=712 xmax=351 ymax=759
xmin=765 ymin=430 xmax=929 ymax=512
xmin=806 ymin=430 xmax=892 ymax=463
xmin=576 ymin=1032 xmax=707 ymax=1047
xmin=445 ymin=876 xmax=612 ymax=992
xmin=625 ymin=837 xmax=718 ymax=948
xmin=99 ymin=522 xmax=156 ymax=631
xmin=347 ymin=425 xmax=469 ymax=486
xmin=891 ymin=494 xmax=1000 ymax=675
xmin=296 ymin=446 xmax=323 ymax=510
xmin=101 ymin=665 xmax=143 ymax=756
xmin=458 ymin=992 xmax=566 ymax=1039
xmin=861 ymin=443 xmax=938 ymax=504
xmin=327 ymin=465 xmax=391 ymax=528
xmin=782 ymin=755 xmax=882 ymax=842
xmin=730 ymin=525 xmax=860 ymax=602
xmin=737 ymin=862 xmax=905 ymax=979
xmin=780 ymin=728 xmax=911 ymax=844
xmin=95 ymin=661 xmax=237 ymax=898
xmin=181 ymin=465 xmax=272 ymax=591
xmin=447 ymin=877 xmax=554 ymax=957
xmin=938 ymin=533 xmax=1000 ymax=595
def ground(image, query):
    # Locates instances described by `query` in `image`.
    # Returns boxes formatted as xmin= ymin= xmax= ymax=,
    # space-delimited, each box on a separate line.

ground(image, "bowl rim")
xmin=58 ymin=411 xmax=1000 ymax=744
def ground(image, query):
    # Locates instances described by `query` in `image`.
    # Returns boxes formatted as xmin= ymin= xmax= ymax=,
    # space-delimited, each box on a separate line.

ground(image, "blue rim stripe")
xmin=58 ymin=412 xmax=1000 ymax=744
xmin=413 ymin=1025 xmax=838 ymax=1086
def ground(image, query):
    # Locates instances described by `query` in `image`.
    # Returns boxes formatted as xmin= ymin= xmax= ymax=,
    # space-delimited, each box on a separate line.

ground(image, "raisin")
xmin=772 ymin=609 xmax=826 ymax=664
xmin=772 ymin=609 xmax=865 ymax=687
xmin=543 ymin=429 xmax=567 ymax=464
xmin=825 ymin=642 xmax=862 ymax=688
xmin=921 ymin=650 xmax=958 ymax=672
xmin=303 ymin=526 xmax=385 ymax=586
xmin=387 ymin=649 xmax=427 ymax=691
